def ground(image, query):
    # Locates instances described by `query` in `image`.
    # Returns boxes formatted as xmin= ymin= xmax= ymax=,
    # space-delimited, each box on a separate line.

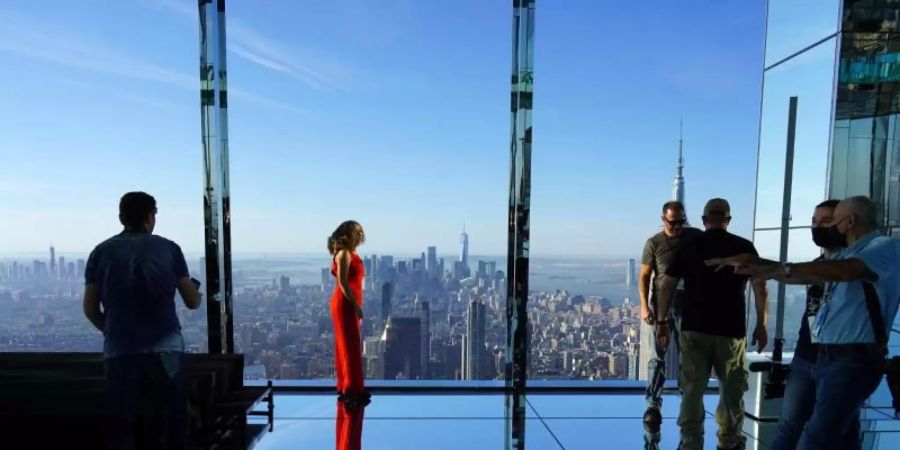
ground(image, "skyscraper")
xmin=626 ymin=258 xmax=636 ymax=287
xmin=76 ymin=259 xmax=86 ymax=280
xmin=381 ymin=282 xmax=393 ymax=328
xmin=381 ymin=317 xmax=422 ymax=380
xmin=641 ymin=121 xmax=689 ymax=382
xmin=49 ymin=246 xmax=55 ymax=279
xmin=427 ymin=246 xmax=437 ymax=275
xmin=58 ymin=257 xmax=66 ymax=281
xmin=413 ymin=295 xmax=431 ymax=378
xmin=459 ymin=226 xmax=469 ymax=277
xmin=463 ymin=298 xmax=486 ymax=380
xmin=672 ymin=121 xmax=685 ymax=208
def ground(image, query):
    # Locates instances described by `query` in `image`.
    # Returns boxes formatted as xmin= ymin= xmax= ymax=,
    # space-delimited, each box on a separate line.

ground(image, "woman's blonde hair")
xmin=327 ymin=220 xmax=364 ymax=255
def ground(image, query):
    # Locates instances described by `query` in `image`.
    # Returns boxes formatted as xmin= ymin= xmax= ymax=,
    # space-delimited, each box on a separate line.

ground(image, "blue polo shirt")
xmin=85 ymin=231 xmax=188 ymax=359
xmin=814 ymin=231 xmax=900 ymax=344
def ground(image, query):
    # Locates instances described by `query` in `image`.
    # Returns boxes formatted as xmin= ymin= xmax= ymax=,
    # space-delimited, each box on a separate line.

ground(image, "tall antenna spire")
xmin=672 ymin=120 xmax=685 ymax=207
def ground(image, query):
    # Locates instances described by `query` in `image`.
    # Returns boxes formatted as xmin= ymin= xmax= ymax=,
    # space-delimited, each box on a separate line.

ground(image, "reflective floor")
xmin=251 ymin=384 xmax=899 ymax=449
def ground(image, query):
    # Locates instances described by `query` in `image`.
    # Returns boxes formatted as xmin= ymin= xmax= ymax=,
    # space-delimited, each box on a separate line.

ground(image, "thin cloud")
xmin=228 ymin=22 xmax=344 ymax=91
xmin=147 ymin=0 xmax=348 ymax=91
xmin=0 ymin=9 xmax=303 ymax=113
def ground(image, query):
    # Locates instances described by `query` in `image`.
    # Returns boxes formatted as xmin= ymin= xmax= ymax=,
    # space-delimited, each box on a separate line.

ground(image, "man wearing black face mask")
xmin=769 ymin=200 xmax=861 ymax=450
xmin=710 ymin=196 xmax=900 ymax=450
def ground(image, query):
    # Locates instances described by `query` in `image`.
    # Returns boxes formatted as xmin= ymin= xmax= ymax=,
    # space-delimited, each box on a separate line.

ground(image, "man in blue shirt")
xmin=710 ymin=196 xmax=900 ymax=450
xmin=769 ymin=199 xmax=861 ymax=450
xmin=84 ymin=192 xmax=202 ymax=450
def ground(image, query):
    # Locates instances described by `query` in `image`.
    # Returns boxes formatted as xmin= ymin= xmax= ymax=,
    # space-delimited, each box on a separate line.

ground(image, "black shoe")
xmin=643 ymin=406 xmax=662 ymax=432
xmin=340 ymin=391 xmax=372 ymax=411
xmin=717 ymin=443 xmax=745 ymax=450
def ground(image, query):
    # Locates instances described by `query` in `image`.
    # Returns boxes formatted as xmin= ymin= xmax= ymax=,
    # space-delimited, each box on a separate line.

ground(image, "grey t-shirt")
xmin=641 ymin=227 xmax=702 ymax=304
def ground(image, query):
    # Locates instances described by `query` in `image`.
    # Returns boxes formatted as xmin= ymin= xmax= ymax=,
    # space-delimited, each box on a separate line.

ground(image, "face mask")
xmin=823 ymin=223 xmax=848 ymax=249
xmin=811 ymin=227 xmax=833 ymax=248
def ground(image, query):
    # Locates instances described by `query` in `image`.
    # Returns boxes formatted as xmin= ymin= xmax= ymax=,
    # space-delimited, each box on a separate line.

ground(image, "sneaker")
xmin=717 ymin=442 xmax=745 ymax=450
xmin=642 ymin=406 xmax=662 ymax=432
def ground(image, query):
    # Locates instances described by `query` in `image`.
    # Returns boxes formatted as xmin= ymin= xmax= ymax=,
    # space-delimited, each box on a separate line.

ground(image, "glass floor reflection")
xmin=250 ymin=388 xmax=899 ymax=449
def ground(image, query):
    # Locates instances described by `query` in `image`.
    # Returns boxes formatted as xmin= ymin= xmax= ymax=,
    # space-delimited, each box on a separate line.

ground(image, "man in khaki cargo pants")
xmin=655 ymin=198 xmax=768 ymax=450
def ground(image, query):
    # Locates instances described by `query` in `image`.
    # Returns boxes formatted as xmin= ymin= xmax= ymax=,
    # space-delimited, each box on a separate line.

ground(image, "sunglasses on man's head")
xmin=664 ymin=219 xmax=687 ymax=226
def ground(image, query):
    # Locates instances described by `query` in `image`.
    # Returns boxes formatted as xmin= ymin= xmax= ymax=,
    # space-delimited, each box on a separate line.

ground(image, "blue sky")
xmin=0 ymin=0 xmax=767 ymax=257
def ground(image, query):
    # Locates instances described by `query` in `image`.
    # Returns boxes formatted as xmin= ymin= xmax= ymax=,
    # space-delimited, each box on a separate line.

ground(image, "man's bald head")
xmin=833 ymin=196 xmax=878 ymax=245
xmin=836 ymin=196 xmax=877 ymax=226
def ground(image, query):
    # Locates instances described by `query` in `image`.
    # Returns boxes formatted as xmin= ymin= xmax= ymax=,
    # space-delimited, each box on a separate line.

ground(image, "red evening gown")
xmin=330 ymin=252 xmax=365 ymax=395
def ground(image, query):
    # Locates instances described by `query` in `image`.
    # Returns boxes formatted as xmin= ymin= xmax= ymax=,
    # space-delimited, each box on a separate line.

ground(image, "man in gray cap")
xmin=656 ymin=198 xmax=769 ymax=450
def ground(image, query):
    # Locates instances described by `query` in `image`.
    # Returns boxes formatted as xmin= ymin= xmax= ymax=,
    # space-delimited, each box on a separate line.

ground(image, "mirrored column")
xmin=505 ymin=1 xmax=534 ymax=449
xmin=199 ymin=0 xmax=234 ymax=354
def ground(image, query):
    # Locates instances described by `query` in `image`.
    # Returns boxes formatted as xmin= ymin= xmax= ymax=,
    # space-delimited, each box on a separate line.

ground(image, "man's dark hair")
xmin=662 ymin=201 xmax=685 ymax=214
xmin=119 ymin=192 xmax=156 ymax=230
xmin=816 ymin=199 xmax=840 ymax=210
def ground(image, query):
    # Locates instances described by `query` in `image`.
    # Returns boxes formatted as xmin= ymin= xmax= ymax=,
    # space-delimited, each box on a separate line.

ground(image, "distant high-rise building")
xmin=370 ymin=254 xmax=378 ymax=282
xmin=74 ymin=259 xmax=85 ymax=281
xmin=279 ymin=276 xmax=290 ymax=293
xmin=427 ymin=246 xmax=437 ymax=275
xmin=672 ymin=121 xmax=685 ymax=208
xmin=626 ymin=258 xmax=636 ymax=287
xmin=381 ymin=317 xmax=422 ymax=380
xmin=321 ymin=268 xmax=331 ymax=291
xmin=610 ymin=352 xmax=630 ymax=379
xmin=639 ymin=123 xmax=688 ymax=381
xmin=49 ymin=246 xmax=55 ymax=278
xmin=477 ymin=260 xmax=488 ymax=278
xmin=381 ymin=282 xmax=393 ymax=327
xmin=459 ymin=226 xmax=469 ymax=277
xmin=463 ymin=298 xmax=486 ymax=380
xmin=413 ymin=296 xmax=431 ymax=378
xmin=58 ymin=257 xmax=66 ymax=281
xmin=67 ymin=262 xmax=75 ymax=281
xmin=485 ymin=261 xmax=497 ymax=279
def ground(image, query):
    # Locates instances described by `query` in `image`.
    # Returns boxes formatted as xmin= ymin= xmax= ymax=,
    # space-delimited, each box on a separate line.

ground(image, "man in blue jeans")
xmin=639 ymin=200 xmax=701 ymax=431
xmin=711 ymin=196 xmax=900 ymax=450
xmin=83 ymin=192 xmax=202 ymax=450
xmin=769 ymin=199 xmax=861 ymax=450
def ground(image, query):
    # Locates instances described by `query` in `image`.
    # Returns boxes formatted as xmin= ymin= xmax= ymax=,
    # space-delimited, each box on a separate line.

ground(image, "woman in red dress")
xmin=328 ymin=220 xmax=370 ymax=409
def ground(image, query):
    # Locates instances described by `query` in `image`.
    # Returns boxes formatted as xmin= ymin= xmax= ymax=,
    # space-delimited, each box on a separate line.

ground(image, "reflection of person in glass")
xmin=336 ymin=398 xmax=365 ymax=450
xmin=328 ymin=220 xmax=371 ymax=409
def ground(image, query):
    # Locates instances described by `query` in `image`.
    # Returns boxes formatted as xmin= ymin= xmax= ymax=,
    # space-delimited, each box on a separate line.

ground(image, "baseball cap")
xmin=703 ymin=198 xmax=731 ymax=218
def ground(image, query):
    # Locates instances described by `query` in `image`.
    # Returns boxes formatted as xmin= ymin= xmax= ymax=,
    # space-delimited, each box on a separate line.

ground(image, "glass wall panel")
xmin=223 ymin=2 xmax=509 ymax=381
xmin=0 ymin=3 xmax=206 ymax=352
xmin=532 ymin=2 xmax=764 ymax=381
xmin=831 ymin=4 xmax=900 ymax=228
xmin=764 ymin=0 xmax=841 ymax=67
xmin=756 ymin=37 xmax=837 ymax=230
